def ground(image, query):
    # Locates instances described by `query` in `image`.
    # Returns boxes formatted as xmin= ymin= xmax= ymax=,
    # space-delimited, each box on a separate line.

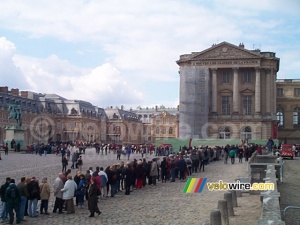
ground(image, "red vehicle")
xmin=280 ymin=144 xmax=294 ymax=159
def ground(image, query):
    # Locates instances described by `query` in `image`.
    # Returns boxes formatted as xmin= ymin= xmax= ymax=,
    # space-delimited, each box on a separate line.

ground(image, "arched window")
xmin=276 ymin=108 xmax=284 ymax=127
xmin=240 ymin=126 xmax=252 ymax=140
xmin=293 ymin=107 xmax=300 ymax=126
xmin=168 ymin=127 xmax=173 ymax=135
xmin=219 ymin=126 xmax=231 ymax=139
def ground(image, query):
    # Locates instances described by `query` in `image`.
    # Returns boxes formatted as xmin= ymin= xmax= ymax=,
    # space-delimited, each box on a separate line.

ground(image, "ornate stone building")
xmin=276 ymin=79 xmax=300 ymax=143
xmin=133 ymin=106 xmax=179 ymax=143
xmin=177 ymin=42 xmax=280 ymax=141
xmin=0 ymin=87 xmax=106 ymax=145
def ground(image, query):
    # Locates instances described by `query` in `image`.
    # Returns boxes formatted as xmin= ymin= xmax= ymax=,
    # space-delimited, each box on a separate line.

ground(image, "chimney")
xmin=121 ymin=105 xmax=124 ymax=110
xmin=239 ymin=43 xmax=244 ymax=49
xmin=21 ymin=91 xmax=29 ymax=98
xmin=155 ymin=105 xmax=158 ymax=111
xmin=0 ymin=86 xmax=8 ymax=93
xmin=11 ymin=88 xmax=19 ymax=96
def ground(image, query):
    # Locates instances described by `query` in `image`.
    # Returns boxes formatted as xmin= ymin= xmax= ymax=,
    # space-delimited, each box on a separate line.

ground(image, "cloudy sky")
xmin=0 ymin=0 xmax=299 ymax=109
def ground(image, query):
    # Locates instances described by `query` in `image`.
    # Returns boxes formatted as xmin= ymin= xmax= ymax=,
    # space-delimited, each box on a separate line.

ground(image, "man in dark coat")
xmin=0 ymin=177 xmax=11 ymax=222
xmin=5 ymin=179 xmax=21 ymax=224
xmin=26 ymin=177 xmax=40 ymax=217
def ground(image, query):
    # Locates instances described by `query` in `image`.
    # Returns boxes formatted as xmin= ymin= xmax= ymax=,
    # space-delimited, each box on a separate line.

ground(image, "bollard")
xmin=224 ymin=191 xmax=234 ymax=216
xmin=236 ymin=190 xmax=242 ymax=197
xmin=218 ymin=199 xmax=229 ymax=225
xmin=210 ymin=209 xmax=222 ymax=225
xmin=231 ymin=190 xmax=238 ymax=207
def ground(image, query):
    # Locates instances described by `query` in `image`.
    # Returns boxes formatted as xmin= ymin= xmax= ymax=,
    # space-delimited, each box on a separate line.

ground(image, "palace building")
xmin=177 ymin=41 xmax=279 ymax=141
xmin=1 ymin=41 xmax=300 ymax=147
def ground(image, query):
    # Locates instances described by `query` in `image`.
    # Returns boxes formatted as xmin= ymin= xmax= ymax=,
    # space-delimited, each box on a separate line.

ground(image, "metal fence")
xmin=283 ymin=206 xmax=300 ymax=225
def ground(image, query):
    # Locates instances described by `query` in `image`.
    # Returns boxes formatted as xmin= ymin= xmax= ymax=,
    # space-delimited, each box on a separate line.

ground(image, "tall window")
xmin=243 ymin=96 xmax=252 ymax=115
xmin=277 ymin=88 xmax=284 ymax=97
xmin=219 ymin=126 xmax=231 ymax=139
xmin=276 ymin=108 xmax=284 ymax=127
xmin=162 ymin=118 xmax=166 ymax=124
xmin=162 ymin=127 xmax=166 ymax=134
xmin=293 ymin=107 xmax=300 ymax=126
xmin=155 ymin=119 xmax=159 ymax=125
xmin=221 ymin=96 xmax=230 ymax=115
xmin=168 ymin=127 xmax=173 ymax=135
xmin=243 ymin=71 xmax=252 ymax=83
xmin=294 ymin=88 xmax=300 ymax=97
xmin=240 ymin=126 xmax=252 ymax=140
xmin=155 ymin=127 xmax=159 ymax=134
xmin=222 ymin=71 xmax=230 ymax=83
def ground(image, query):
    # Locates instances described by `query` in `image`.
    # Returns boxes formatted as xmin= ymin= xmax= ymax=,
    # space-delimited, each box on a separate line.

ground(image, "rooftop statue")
xmin=8 ymin=101 xmax=22 ymax=127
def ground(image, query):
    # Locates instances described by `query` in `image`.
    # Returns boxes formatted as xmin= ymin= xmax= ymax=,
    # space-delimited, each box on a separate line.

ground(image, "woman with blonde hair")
xmin=39 ymin=177 xmax=50 ymax=215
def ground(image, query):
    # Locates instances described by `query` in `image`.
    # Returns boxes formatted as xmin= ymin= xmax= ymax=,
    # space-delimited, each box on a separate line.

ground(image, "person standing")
xmin=160 ymin=157 xmax=168 ymax=183
xmin=5 ymin=179 xmax=21 ymax=225
xmin=124 ymin=163 xmax=133 ymax=195
xmin=238 ymin=147 xmax=243 ymax=163
xmin=39 ymin=177 xmax=50 ymax=215
xmin=52 ymin=173 xmax=65 ymax=214
xmin=17 ymin=177 xmax=28 ymax=221
xmin=26 ymin=177 xmax=40 ymax=217
xmin=224 ymin=145 xmax=229 ymax=164
xmin=229 ymin=147 xmax=236 ymax=164
xmin=62 ymin=156 xmax=68 ymax=173
xmin=77 ymin=156 xmax=83 ymax=171
xmin=4 ymin=143 xmax=8 ymax=155
xmin=116 ymin=147 xmax=122 ymax=160
xmin=150 ymin=159 xmax=158 ymax=185
xmin=126 ymin=147 xmax=131 ymax=160
xmin=61 ymin=174 xmax=77 ymax=214
xmin=0 ymin=177 xmax=11 ymax=223
xmin=71 ymin=150 xmax=79 ymax=169
xmin=88 ymin=177 xmax=101 ymax=217
xmin=76 ymin=174 xmax=87 ymax=208
xmin=98 ymin=167 xmax=108 ymax=199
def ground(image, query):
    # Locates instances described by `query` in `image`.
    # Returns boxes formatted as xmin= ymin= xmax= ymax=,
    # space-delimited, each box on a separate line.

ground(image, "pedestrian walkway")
xmin=0 ymin=149 xmax=261 ymax=225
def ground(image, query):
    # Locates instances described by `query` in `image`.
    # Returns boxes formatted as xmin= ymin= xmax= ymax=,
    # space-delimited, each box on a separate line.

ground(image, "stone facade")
xmin=276 ymin=79 xmax=300 ymax=143
xmin=132 ymin=106 xmax=179 ymax=143
xmin=177 ymin=41 xmax=280 ymax=141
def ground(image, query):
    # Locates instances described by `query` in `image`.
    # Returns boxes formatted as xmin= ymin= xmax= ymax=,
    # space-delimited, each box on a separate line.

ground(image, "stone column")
xmin=232 ymin=67 xmax=239 ymax=113
xmin=212 ymin=68 xmax=218 ymax=113
xmin=266 ymin=69 xmax=271 ymax=114
xmin=272 ymin=71 xmax=277 ymax=114
xmin=255 ymin=67 xmax=261 ymax=114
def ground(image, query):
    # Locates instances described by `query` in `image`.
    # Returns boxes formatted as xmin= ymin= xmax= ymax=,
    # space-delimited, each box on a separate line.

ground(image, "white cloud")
xmin=0 ymin=37 xmax=28 ymax=89
xmin=13 ymin=53 xmax=143 ymax=107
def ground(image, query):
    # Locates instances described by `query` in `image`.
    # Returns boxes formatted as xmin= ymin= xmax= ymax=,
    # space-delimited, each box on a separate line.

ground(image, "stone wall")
xmin=256 ymin=164 xmax=285 ymax=225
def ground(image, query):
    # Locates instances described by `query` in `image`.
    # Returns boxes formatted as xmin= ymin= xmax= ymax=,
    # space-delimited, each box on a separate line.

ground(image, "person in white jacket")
xmin=61 ymin=174 xmax=77 ymax=214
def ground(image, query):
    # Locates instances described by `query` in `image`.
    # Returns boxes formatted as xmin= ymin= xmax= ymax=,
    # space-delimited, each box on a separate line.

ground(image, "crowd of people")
xmin=0 ymin=141 xmax=261 ymax=224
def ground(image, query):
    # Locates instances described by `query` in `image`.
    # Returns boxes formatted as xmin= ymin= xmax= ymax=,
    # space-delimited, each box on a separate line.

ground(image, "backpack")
xmin=9 ymin=187 xmax=18 ymax=199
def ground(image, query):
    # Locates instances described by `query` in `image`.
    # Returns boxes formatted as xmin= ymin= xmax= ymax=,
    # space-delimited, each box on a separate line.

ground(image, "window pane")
xmin=221 ymin=96 xmax=230 ymax=115
xmin=243 ymin=96 xmax=252 ymax=115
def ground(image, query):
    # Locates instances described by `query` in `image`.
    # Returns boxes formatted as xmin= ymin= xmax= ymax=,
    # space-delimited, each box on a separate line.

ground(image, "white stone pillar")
xmin=266 ymin=69 xmax=271 ymax=114
xmin=212 ymin=68 xmax=217 ymax=113
xmin=233 ymin=67 xmax=239 ymax=113
xmin=255 ymin=67 xmax=261 ymax=114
